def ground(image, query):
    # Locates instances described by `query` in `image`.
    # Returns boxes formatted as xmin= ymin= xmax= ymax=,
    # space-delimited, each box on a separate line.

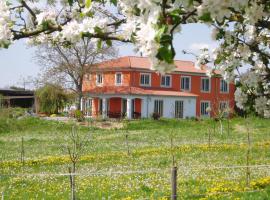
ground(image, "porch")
xmin=81 ymin=96 xmax=142 ymax=119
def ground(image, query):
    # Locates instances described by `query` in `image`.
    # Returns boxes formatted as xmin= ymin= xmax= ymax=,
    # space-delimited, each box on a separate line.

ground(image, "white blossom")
xmin=0 ymin=0 xmax=12 ymax=47
xmin=234 ymin=88 xmax=248 ymax=110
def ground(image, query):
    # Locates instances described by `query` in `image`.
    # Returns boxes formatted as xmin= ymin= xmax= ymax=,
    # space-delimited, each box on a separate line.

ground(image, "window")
xmin=96 ymin=73 xmax=103 ymax=85
xmin=161 ymin=75 xmax=171 ymax=87
xmin=115 ymin=73 xmax=122 ymax=85
xmin=200 ymin=101 xmax=210 ymax=117
xmin=201 ymin=77 xmax=210 ymax=92
xmin=220 ymin=79 xmax=229 ymax=93
xmin=140 ymin=73 xmax=151 ymax=86
xmin=84 ymin=74 xmax=91 ymax=81
xmin=175 ymin=101 xmax=184 ymax=118
xmin=219 ymin=101 xmax=229 ymax=111
xmin=154 ymin=100 xmax=163 ymax=116
xmin=181 ymin=76 xmax=191 ymax=91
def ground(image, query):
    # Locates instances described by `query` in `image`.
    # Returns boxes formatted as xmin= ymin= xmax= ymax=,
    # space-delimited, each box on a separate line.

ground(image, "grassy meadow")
xmin=0 ymin=111 xmax=270 ymax=199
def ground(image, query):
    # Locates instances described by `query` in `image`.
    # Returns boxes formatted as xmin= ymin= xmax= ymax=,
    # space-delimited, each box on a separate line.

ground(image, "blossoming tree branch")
xmin=0 ymin=0 xmax=269 ymax=117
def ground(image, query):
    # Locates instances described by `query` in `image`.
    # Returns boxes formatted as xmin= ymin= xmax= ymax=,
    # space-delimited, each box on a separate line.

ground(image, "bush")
xmin=74 ymin=110 xmax=84 ymax=122
xmin=151 ymin=112 xmax=161 ymax=120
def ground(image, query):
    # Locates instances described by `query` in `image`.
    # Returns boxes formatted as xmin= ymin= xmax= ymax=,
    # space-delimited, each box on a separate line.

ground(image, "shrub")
xmin=151 ymin=112 xmax=161 ymax=120
xmin=74 ymin=110 xmax=84 ymax=122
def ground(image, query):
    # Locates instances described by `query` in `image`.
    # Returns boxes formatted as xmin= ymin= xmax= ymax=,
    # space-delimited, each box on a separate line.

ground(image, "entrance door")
xmin=175 ymin=101 xmax=184 ymax=118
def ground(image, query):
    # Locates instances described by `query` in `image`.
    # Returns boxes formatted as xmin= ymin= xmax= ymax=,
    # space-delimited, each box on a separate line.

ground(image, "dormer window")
xmin=161 ymin=75 xmax=171 ymax=88
xmin=96 ymin=73 xmax=103 ymax=85
xmin=140 ymin=73 xmax=151 ymax=86
xmin=115 ymin=73 xmax=122 ymax=85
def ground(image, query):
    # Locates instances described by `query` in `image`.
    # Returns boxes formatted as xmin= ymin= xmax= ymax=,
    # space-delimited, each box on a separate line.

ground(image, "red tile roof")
xmin=86 ymin=86 xmax=198 ymax=97
xmin=92 ymin=56 xmax=210 ymax=74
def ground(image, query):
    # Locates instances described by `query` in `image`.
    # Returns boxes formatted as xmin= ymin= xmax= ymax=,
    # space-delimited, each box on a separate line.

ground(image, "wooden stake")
xmin=171 ymin=166 xmax=177 ymax=200
xmin=21 ymin=137 xmax=25 ymax=166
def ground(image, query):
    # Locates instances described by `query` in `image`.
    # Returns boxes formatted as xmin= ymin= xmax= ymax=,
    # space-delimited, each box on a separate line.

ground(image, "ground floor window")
xmin=200 ymin=101 xmax=210 ymax=117
xmin=122 ymin=99 xmax=127 ymax=116
xmin=99 ymin=99 xmax=103 ymax=115
xmin=84 ymin=98 xmax=92 ymax=116
xmin=154 ymin=100 xmax=163 ymax=117
xmin=175 ymin=100 xmax=184 ymax=118
xmin=219 ymin=101 xmax=229 ymax=111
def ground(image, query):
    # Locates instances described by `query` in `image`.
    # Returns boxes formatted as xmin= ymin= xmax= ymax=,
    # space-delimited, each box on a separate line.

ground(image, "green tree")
xmin=36 ymin=84 xmax=68 ymax=115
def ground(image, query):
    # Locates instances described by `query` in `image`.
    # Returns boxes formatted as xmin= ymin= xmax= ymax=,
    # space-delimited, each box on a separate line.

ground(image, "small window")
xmin=96 ymin=73 xmax=103 ymax=85
xmin=201 ymin=77 xmax=210 ymax=92
xmin=140 ymin=73 xmax=151 ymax=86
xmin=219 ymin=101 xmax=229 ymax=111
xmin=154 ymin=100 xmax=163 ymax=117
xmin=161 ymin=75 xmax=171 ymax=87
xmin=175 ymin=101 xmax=184 ymax=118
xmin=115 ymin=73 xmax=122 ymax=85
xmin=220 ymin=79 xmax=229 ymax=93
xmin=84 ymin=74 xmax=91 ymax=81
xmin=200 ymin=101 xmax=210 ymax=117
xmin=181 ymin=76 xmax=191 ymax=91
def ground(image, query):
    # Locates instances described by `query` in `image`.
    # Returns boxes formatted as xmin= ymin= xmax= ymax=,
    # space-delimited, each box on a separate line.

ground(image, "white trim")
xmin=96 ymin=73 xmax=103 ymax=86
xmin=200 ymin=100 xmax=211 ymax=117
xmin=180 ymin=76 xmax=191 ymax=91
xmin=140 ymin=73 xmax=151 ymax=87
xmin=160 ymin=74 xmax=172 ymax=88
xmin=220 ymin=79 xmax=229 ymax=93
xmin=115 ymin=72 xmax=123 ymax=86
xmin=200 ymin=77 xmax=211 ymax=93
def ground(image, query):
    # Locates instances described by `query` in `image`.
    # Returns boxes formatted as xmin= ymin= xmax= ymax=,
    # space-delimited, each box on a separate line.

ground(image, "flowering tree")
xmin=0 ymin=0 xmax=269 ymax=117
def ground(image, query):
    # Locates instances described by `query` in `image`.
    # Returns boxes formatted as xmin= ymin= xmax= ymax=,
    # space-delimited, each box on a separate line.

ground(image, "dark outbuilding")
xmin=0 ymin=88 xmax=35 ymax=109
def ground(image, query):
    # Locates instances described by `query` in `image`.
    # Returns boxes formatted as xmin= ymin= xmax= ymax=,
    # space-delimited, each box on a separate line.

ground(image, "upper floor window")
xmin=201 ymin=77 xmax=210 ymax=92
xmin=115 ymin=73 xmax=122 ymax=85
xmin=140 ymin=73 xmax=151 ymax=86
xmin=220 ymin=79 xmax=229 ymax=93
xmin=161 ymin=75 xmax=171 ymax=87
xmin=96 ymin=73 xmax=103 ymax=85
xmin=181 ymin=76 xmax=191 ymax=91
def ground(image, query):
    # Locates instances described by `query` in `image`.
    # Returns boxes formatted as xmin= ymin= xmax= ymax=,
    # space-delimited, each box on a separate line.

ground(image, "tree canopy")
xmin=0 ymin=0 xmax=269 ymax=117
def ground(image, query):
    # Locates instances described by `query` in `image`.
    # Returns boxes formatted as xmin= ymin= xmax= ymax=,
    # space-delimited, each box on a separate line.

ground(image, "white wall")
xmin=140 ymin=96 xmax=196 ymax=118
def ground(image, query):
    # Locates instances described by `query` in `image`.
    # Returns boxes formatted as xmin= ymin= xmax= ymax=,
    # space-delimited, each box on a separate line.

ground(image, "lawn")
xmin=0 ymin=112 xmax=270 ymax=199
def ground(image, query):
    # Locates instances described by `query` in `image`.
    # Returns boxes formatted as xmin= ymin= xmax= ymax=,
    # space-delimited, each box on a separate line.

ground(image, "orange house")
xmin=82 ymin=56 xmax=235 ymax=119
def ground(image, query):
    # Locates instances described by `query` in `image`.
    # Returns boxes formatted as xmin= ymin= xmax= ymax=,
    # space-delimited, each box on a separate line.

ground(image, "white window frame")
xmin=180 ymin=76 xmax=191 ymax=91
xmin=220 ymin=79 xmax=229 ymax=93
xmin=200 ymin=101 xmax=211 ymax=117
xmin=115 ymin=72 xmax=122 ymax=86
xmin=201 ymin=77 xmax=211 ymax=93
xmin=96 ymin=73 xmax=103 ymax=86
xmin=175 ymin=100 xmax=184 ymax=119
xmin=154 ymin=99 xmax=163 ymax=117
xmin=161 ymin=75 xmax=172 ymax=88
xmin=140 ymin=73 xmax=151 ymax=87
xmin=219 ymin=101 xmax=229 ymax=111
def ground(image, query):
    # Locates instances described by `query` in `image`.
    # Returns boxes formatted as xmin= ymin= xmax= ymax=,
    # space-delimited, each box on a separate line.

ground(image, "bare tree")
xmin=61 ymin=126 xmax=90 ymax=200
xmin=35 ymin=38 xmax=118 ymax=109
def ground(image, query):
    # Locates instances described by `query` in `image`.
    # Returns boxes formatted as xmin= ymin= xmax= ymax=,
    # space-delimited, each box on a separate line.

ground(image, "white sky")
xmin=0 ymin=24 xmax=216 ymax=89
